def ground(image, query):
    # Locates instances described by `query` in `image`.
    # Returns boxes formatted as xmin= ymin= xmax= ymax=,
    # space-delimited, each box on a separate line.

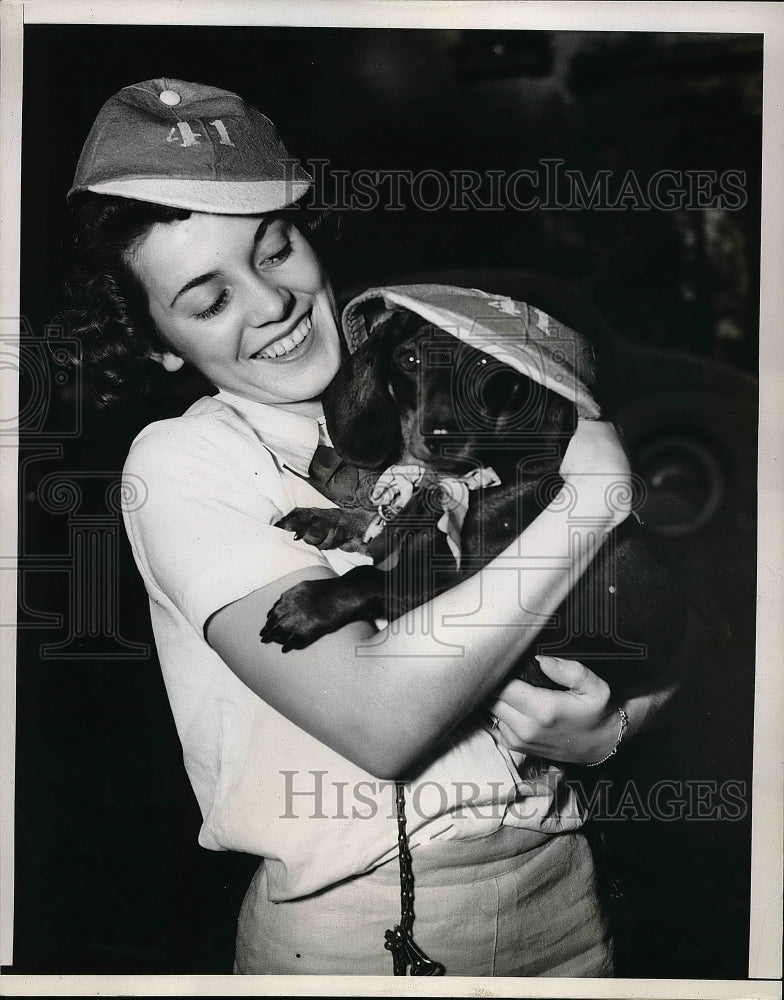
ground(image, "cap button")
xmin=159 ymin=89 xmax=181 ymax=107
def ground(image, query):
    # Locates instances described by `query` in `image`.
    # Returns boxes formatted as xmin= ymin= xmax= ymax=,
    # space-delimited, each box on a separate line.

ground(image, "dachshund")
xmin=262 ymin=307 xmax=687 ymax=692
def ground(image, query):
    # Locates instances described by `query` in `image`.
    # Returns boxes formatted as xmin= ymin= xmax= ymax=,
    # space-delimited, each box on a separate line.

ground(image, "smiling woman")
xmin=61 ymin=198 xmax=340 ymax=409
xmin=54 ymin=77 xmax=686 ymax=978
xmin=126 ymin=214 xmax=343 ymax=409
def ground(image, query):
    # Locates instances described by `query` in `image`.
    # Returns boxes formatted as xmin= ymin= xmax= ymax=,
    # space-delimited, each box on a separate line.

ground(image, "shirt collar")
xmin=213 ymin=390 xmax=325 ymax=477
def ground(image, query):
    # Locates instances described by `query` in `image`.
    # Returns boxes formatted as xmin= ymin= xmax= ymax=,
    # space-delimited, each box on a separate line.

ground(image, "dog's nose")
xmin=422 ymin=422 xmax=462 ymax=442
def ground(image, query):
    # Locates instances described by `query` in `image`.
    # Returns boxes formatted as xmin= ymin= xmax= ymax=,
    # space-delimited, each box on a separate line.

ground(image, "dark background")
xmin=10 ymin=25 xmax=760 ymax=977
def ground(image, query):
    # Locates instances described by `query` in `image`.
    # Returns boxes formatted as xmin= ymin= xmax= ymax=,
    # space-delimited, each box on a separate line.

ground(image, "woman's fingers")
xmin=484 ymin=657 xmax=616 ymax=763
xmin=486 ymin=698 xmax=537 ymax=743
xmin=534 ymin=655 xmax=611 ymax=702
xmin=487 ymin=714 xmax=520 ymax=749
xmin=485 ymin=681 xmax=553 ymax=736
xmin=487 ymin=657 xmax=608 ymax=715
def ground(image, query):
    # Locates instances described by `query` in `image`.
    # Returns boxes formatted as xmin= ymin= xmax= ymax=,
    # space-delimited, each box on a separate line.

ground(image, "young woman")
xmin=60 ymin=77 xmax=681 ymax=976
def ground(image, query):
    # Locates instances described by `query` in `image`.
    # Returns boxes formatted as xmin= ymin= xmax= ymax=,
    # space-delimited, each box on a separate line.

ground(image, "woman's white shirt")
xmin=121 ymin=391 xmax=583 ymax=901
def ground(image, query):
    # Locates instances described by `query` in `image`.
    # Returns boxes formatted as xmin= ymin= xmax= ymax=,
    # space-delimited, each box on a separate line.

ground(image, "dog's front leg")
xmin=260 ymin=566 xmax=388 ymax=651
xmin=275 ymin=507 xmax=375 ymax=552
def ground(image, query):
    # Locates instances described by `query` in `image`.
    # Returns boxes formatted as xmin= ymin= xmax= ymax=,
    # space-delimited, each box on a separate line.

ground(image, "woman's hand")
xmin=203 ymin=420 xmax=637 ymax=780
xmin=485 ymin=655 xmax=620 ymax=765
xmin=559 ymin=419 xmax=632 ymax=527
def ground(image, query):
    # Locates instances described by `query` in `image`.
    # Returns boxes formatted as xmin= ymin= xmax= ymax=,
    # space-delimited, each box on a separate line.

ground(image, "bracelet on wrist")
xmin=584 ymin=706 xmax=629 ymax=767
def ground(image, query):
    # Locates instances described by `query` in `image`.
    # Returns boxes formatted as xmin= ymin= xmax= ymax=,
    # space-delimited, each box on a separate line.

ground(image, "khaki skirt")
xmin=234 ymin=827 xmax=613 ymax=977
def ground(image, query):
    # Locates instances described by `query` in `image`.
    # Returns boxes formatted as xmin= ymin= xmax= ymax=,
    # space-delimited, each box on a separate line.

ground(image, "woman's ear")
xmin=149 ymin=351 xmax=185 ymax=373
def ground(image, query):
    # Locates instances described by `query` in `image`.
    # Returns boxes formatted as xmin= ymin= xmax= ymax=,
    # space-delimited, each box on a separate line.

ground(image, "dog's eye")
xmin=476 ymin=358 xmax=489 ymax=367
xmin=398 ymin=352 xmax=421 ymax=372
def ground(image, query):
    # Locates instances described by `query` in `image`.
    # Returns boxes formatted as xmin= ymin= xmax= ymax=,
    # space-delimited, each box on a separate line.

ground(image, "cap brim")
xmin=71 ymin=177 xmax=311 ymax=214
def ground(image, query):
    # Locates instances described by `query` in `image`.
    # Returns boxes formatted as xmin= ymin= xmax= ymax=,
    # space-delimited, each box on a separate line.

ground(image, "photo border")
xmin=1 ymin=1 xmax=782 ymax=996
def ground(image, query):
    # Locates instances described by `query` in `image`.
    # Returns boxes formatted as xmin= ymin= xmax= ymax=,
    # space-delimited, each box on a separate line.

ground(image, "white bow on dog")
xmin=363 ymin=463 xmax=501 ymax=569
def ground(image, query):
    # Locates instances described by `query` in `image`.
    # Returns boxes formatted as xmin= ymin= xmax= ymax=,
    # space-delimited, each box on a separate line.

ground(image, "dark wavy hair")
xmin=59 ymin=191 xmax=339 ymax=408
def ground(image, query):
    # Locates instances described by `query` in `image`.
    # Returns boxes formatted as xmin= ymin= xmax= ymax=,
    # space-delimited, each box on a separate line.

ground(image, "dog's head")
xmin=324 ymin=308 xmax=577 ymax=474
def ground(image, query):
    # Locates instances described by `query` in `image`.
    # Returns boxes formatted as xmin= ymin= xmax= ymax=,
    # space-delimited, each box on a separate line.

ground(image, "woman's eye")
xmin=398 ymin=352 xmax=421 ymax=372
xmin=195 ymin=289 xmax=229 ymax=320
xmin=258 ymin=240 xmax=293 ymax=268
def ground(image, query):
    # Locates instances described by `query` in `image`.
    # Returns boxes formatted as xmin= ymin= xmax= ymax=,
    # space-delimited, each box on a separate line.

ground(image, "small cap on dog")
xmin=342 ymin=285 xmax=602 ymax=419
xmin=68 ymin=77 xmax=312 ymax=214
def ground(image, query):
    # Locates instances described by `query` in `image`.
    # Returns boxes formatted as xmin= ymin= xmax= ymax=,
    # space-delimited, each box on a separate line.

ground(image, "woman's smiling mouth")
xmin=253 ymin=314 xmax=313 ymax=360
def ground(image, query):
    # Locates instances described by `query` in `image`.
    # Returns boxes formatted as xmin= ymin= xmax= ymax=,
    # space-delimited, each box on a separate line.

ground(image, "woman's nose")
xmin=243 ymin=276 xmax=293 ymax=327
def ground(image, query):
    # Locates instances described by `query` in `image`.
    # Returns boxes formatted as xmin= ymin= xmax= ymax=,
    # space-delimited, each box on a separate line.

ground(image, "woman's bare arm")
xmin=206 ymin=421 xmax=630 ymax=777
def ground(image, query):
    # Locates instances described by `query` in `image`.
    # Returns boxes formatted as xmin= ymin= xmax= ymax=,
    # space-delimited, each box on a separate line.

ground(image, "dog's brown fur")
xmin=263 ymin=309 xmax=686 ymax=693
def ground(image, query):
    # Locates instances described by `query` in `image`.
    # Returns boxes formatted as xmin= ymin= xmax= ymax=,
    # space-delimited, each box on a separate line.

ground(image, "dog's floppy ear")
xmin=323 ymin=318 xmax=402 ymax=470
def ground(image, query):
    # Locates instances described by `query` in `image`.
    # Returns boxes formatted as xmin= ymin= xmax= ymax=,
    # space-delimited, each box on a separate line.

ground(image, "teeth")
xmin=256 ymin=315 xmax=312 ymax=360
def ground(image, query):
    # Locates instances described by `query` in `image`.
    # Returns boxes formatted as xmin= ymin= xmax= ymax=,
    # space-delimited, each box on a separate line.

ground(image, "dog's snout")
xmin=421 ymin=410 xmax=463 ymax=439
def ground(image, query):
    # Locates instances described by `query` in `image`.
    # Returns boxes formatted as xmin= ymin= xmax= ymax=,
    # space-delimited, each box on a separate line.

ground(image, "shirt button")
xmin=159 ymin=89 xmax=181 ymax=106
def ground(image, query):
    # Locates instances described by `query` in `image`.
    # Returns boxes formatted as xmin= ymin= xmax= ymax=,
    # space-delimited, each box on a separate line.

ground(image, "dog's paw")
xmin=275 ymin=507 xmax=373 ymax=551
xmin=260 ymin=579 xmax=339 ymax=652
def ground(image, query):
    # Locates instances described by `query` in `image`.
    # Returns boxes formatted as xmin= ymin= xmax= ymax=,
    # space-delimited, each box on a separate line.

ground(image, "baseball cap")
xmin=342 ymin=284 xmax=601 ymax=419
xmin=68 ymin=78 xmax=312 ymax=213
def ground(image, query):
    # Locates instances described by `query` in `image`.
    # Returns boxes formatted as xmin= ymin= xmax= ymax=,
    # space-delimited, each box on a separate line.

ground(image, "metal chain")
xmin=383 ymin=782 xmax=445 ymax=976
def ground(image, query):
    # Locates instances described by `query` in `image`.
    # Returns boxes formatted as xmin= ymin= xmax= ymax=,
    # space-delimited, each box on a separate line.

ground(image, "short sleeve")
xmin=122 ymin=414 xmax=331 ymax=633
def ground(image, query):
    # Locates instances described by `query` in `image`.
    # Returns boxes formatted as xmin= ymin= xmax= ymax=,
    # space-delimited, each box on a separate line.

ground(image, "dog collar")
xmin=362 ymin=463 xmax=502 ymax=569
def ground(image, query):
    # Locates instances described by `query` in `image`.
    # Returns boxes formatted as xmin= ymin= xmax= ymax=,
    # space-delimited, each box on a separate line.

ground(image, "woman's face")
xmin=127 ymin=212 xmax=343 ymax=408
